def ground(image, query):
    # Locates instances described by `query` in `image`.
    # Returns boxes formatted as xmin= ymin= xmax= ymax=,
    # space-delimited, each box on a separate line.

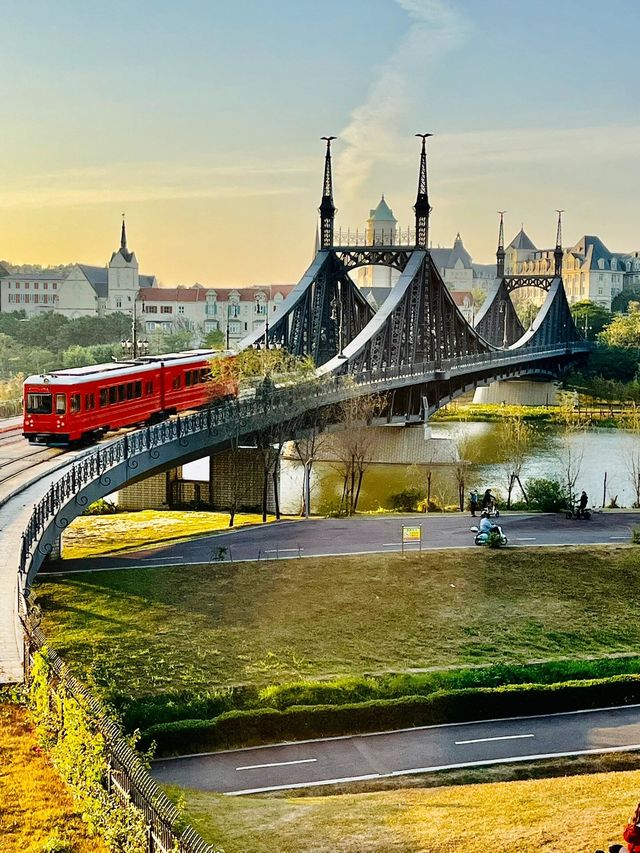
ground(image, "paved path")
xmin=46 ymin=510 xmax=640 ymax=573
xmin=151 ymin=704 xmax=640 ymax=795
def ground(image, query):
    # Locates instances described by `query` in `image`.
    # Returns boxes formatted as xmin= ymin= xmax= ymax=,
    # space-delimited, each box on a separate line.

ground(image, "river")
xmin=181 ymin=422 xmax=640 ymax=514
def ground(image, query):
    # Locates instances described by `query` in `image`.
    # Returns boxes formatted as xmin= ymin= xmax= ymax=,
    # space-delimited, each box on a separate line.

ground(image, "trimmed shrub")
xmin=82 ymin=498 xmax=119 ymax=516
xmin=525 ymin=478 xmax=569 ymax=512
xmin=142 ymin=675 xmax=640 ymax=756
xmin=386 ymin=489 xmax=424 ymax=512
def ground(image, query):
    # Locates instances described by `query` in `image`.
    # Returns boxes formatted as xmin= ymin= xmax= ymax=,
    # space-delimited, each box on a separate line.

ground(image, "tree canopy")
xmin=569 ymin=300 xmax=613 ymax=341
xmin=599 ymin=308 xmax=640 ymax=349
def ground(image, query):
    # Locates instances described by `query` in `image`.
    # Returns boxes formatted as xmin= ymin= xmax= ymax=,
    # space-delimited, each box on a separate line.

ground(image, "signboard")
xmin=401 ymin=525 xmax=422 ymax=553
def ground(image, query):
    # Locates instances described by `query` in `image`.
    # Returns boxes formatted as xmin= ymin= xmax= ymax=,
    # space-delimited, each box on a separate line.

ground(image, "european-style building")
xmin=505 ymin=227 xmax=640 ymax=310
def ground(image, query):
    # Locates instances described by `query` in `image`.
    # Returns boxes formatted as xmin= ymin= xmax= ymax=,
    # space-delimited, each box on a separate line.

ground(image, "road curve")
xmin=151 ymin=704 xmax=640 ymax=796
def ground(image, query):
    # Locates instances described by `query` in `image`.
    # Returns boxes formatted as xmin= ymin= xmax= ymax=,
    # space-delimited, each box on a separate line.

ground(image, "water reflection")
xmin=279 ymin=424 xmax=640 ymax=513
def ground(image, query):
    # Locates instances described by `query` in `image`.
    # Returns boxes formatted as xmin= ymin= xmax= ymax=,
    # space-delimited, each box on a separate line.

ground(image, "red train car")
xmin=23 ymin=349 xmax=235 ymax=445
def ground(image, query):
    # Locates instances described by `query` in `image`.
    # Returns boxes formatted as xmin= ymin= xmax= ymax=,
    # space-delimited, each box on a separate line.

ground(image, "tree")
xmin=291 ymin=403 xmax=330 ymax=518
xmin=62 ymin=345 xmax=97 ymax=369
xmin=555 ymin=406 xmax=588 ymax=507
xmin=331 ymin=393 xmax=386 ymax=516
xmin=203 ymin=329 xmax=225 ymax=350
xmin=612 ymin=288 xmax=640 ymax=313
xmin=599 ymin=310 xmax=640 ymax=349
xmin=623 ymin=406 xmax=640 ymax=508
xmin=498 ymin=416 xmax=535 ymax=507
xmin=207 ymin=347 xmax=315 ymax=395
xmin=513 ymin=295 xmax=541 ymax=329
xmin=569 ymin=300 xmax=613 ymax=341
xmin=449 ymin=425 xmax=475 ymax=512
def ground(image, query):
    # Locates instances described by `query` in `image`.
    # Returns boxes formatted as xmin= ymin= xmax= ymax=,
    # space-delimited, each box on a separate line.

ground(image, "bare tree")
xmin=556 ymin=404 xmax=588 ymax=508
xmin=331 ymin=392 xmax=386 ymax=516
xmin=449 ymin=425 xmax=475 ymax=512
xmin=623 ymin=405 xmax=640 ymax=507
xmin=292 ymin=402 xmax=330 ymax=518
xmin=498 ymin=416 xmax=535 ymax=507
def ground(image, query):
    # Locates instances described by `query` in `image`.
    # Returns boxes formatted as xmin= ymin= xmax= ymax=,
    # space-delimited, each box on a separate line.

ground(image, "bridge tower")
xmin=554 ymin=209 xmax=564 ymax=278
xmin=413 ymin=133 xmax=432 ymax=249
xmin=496 ymin=211 xmax=506 ymax=278
xmin=319 ymin=136 xmax=336 ymax=249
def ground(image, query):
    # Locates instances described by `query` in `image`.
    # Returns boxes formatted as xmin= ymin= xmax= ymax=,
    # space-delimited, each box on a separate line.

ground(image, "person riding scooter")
xmin=479 ymin=510 xmax=499 ymax=535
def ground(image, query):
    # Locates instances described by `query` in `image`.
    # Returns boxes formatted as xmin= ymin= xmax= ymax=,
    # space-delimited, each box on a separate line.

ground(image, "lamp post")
xmin=120 ymin=299 xmax=149 ymax=359
xmin=499 ymin=300 xmax=508 ymax=348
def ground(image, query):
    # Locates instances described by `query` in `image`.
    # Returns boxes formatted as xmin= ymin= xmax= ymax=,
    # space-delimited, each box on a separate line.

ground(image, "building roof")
xmin=0 ymin=263 xmax=10 ymax=278
xmin=78 ymin=264 xmax=109 ymax=298
xmin=508 ymin=228 xmax=537 ymax=251
xmin=2 ymin=271 xmax=67 ymax=281
xmin=138 ymin=284 xmax=295 ymax=303
xmin=451 ymin=290 xmax=473 ymax=306
xmin=369 ymin=195 xmax=397 ymax=222
xmin=430 ymin=234 xmax=473 ymax=271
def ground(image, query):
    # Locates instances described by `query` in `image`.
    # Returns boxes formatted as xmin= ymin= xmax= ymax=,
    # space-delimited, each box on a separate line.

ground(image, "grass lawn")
xmin=0 ymin=699 xmax=108 ymax=853
xmin=62 ymin=509 xmax=294 ymax=559
xmin=35 ymin=545 xmax=640 ymax=696
xmin=165 ymin=764 xmax=640 ymax=853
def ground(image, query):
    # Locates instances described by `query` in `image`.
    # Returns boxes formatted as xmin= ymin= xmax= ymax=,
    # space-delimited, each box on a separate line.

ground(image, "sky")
xmin=1 ymin=0 xmax=639 ymax=285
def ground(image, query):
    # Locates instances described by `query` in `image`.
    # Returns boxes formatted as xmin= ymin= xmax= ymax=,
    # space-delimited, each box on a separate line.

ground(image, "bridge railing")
xmin=18 ymin=340 xmax=588 ymax=582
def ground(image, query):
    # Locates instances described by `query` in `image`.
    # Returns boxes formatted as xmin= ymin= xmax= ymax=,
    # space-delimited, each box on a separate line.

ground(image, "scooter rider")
xmin=479 ymin=510 xmax=494 ymax=535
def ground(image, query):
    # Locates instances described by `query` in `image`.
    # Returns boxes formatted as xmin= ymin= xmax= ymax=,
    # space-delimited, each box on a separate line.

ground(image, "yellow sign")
xmin=402 ymin=526 xmax=422 ymax=542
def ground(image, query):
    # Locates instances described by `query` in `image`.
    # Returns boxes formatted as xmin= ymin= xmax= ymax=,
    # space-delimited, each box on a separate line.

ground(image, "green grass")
xmin=163 ymin=761 xmax=640 ymax=853
xmin=35 ymin=546 xmax=640 ymax=698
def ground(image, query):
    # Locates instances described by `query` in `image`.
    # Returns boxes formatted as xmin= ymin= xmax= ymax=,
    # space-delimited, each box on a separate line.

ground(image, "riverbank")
xmin=431 ymin=401 xmax=636 ymax=426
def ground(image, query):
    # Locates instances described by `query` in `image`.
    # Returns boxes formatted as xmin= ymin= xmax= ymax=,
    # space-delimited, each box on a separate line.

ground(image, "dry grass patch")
xmin=0 ymin=700 xmax=108 ymax=853
xmin=62 ymin=509 xmax=291 ymax=559
xmin=167 ymin=766 xmax=640 ymax=852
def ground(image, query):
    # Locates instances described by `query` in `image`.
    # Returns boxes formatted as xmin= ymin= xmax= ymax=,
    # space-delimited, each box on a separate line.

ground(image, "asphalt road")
xmin=48 ymin=510 xmax=640 ymax=573
xmin=151 ymin=704 xmax=640 ymax=795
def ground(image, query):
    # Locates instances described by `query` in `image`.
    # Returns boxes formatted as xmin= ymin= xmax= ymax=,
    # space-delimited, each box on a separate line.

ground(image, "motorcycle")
xmin=565 ymin=504 xmax=591 ymax=520
xmin=471 ymin=524 xmax=508 ymax=547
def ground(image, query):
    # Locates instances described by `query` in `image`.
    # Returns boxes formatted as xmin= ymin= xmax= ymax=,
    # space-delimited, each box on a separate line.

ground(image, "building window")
xmin=206 ymin=302 xmax=217 ymax=315
xmin=34 ymin=282 xmax=39 ymax=290
xmin=43 ymin=283 xmax=48 ymax=290
xmin=145 ymin=305 xmax=158 ymax=313
xmin=25 ymin=282 xmax=29 ymax=289
xmin=178 ymin=305 xmax=185 ymax=314
xmin=52 ymin=283 xmax=57 ymax=290
xmin=15 ymin=283 xmax=19 ymax=289
xmin=161 ymin=306 xmax=172 ymax=314
xmin=230 ymin=303 xmax=239 ymax=317
xmin=116 ymin=298 xmax=122 ymax=308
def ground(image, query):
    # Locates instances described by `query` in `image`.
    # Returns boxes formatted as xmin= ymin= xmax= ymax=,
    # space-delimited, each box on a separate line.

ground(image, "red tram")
xmin=23 ymin=350 xmax=236 ymax=445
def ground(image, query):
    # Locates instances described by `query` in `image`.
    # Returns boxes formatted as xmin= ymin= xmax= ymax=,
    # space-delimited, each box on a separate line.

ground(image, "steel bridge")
xmin=1 ymin=134 xmax=592 ymax=684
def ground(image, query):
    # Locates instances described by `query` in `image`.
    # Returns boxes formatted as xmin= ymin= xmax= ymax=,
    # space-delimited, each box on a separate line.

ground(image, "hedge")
xmin=114 ymin=657 xmax=640 ymax=730
xmin=142 ymin=674 xmax=640 ymax=756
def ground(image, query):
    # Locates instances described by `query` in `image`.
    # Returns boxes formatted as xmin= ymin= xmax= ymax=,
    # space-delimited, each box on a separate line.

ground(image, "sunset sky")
xmin=1 ymin=0 xmax=639 ymax=285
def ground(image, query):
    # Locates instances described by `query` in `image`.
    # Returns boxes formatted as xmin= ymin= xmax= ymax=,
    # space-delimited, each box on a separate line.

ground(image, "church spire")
xmin=496 ymin=210 xmax=506 ymax=278
xmin=121 ymin=213 xmax=127 ymax=252
xmin=554 ymin=210 xmax=564 ymax=277
xmin=413 ymin=133 xmax=432 ymax=249
xmin=318 ymin=136 xmax=337 ymax=248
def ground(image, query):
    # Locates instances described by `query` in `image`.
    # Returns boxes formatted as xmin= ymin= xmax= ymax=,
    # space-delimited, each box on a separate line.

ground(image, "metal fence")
xmin=21 ymin=614 xmax=220 ymax=853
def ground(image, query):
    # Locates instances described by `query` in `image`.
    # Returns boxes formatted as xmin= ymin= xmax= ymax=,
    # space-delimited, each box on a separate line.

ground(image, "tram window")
xmin=26 ymin=393 xmax=52 ymax=414
xmin=135 ymin=381 xmax=142 ymax=398
xmin=200 ymin=368 xmax=209 ymax=382
xmin=185 ymin=371 xmax=192 ymax=387
xmin=172 ymin=376 xmax=181 ymax=390
xmin=100 ymin=389 xmax=109 ymax=407
xmin=70 ymin=394 xmax=81 ymax=414
xmin=126 ymin=382 xmax=134 ymax=400
xmin=55 ymin=394 xmax=66 ymax=415
xmin=109 ymin=387 xmax=118 ymax=405
xmin=118 ymin=384 xmax=126 ymax=402
xmin=145 ymin=381 xmax=153 ymax=395
xmin=86 ymin=393 xmax=95 ymax=411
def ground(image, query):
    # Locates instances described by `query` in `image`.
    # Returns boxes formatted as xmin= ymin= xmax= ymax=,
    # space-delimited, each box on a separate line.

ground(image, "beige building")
xmin=139 ymin=283 xmax=294 ymax=346
xmin=505 ymin=227 xmax=637 ymax=310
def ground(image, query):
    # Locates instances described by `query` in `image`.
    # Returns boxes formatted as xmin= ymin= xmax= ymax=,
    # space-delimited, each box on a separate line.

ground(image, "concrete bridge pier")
xmin=473 ymin=379 xmax=558 ymax=407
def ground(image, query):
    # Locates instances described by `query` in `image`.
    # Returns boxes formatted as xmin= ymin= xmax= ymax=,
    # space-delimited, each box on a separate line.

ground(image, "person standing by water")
xmin=469 ymin=489 xmax=478 ymax=517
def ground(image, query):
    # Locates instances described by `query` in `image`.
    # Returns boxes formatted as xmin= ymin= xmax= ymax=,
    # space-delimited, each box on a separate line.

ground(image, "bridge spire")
xmin=496 ymin=210 xmax=506 ymax=278
xmin=413 ymin=133 xmax=433 ymax=249
xmin=121 ymin=212 xmax=127 ymax=252
xmin=554 ymin=209 xmax=564 ymax=277
xmin=319 ymin=136 xmax=337 ymax=248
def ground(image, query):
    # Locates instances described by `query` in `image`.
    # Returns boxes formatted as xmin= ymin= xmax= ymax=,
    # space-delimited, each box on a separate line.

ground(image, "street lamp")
xmin=499 ymin=300 xmax=508 ymax=348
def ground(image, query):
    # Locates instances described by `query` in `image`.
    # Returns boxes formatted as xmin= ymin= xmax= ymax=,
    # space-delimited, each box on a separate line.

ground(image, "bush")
xmin=525 ymin=478 xmax=568 ymax=512
xmin=82 ymin=498 xmax=119 ymax=516
xmin=632 ymin=526 xmax=640 ymax=545
xmin=486 ymin=530 xmax=504 ymax=548
xmin=386 ymin=488 xmax=424 ymax=512
xmin=141 ymin=675 xmax=640 ymax=756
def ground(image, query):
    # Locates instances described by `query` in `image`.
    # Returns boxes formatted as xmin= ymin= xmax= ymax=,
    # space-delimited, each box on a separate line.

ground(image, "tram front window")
xmin=26 ymin=393 xmax=52 ymax=414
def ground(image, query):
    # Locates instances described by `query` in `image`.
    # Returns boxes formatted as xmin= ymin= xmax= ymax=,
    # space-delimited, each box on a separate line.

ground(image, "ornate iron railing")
xmin=21 ymin=616 xmax=220 ymax=853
